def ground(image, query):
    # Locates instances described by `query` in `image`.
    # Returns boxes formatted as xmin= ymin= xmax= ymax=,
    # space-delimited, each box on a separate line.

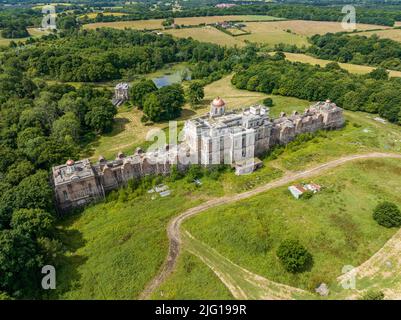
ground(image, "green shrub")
xmin=373 ymin=201 xmax=401 ymax=228
xmin=360 ymin=289 xmax=385 ymax=300
xmin=262 ymin=97 xmax=273 ymax=107
xmin=276 ymin=239 xmax=313 ymax=273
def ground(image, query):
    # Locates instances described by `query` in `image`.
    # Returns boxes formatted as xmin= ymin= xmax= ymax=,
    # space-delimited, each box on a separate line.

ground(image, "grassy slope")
xmin=57 ymin=106 xmax=401 ymax=299
xmin=183 ymin=158 xmax=401 ymax=294
xmin=151 ymin=252 xmax=233 ymax=300
xmin=54 ymin=165 xmax=282 ymax=299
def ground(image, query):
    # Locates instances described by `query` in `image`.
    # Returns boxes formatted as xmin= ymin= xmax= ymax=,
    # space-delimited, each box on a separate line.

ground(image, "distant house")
xmin=215 ymin=3 xmax=236 ymax=9
xmin=216 ymin=21 xmax=229 ymax=28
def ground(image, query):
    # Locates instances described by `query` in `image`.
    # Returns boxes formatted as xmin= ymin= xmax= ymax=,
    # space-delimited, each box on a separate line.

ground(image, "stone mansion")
xmin=52 ymin=98 xmax=344 ymax=211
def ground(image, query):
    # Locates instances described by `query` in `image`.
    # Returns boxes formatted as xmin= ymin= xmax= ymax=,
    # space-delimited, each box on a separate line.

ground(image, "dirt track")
xmin=139 ymin=152 xmax=401 ymax=299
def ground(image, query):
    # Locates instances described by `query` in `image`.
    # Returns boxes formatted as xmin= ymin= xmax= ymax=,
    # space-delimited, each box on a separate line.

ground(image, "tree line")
xmin=0 ymin=62 xmax=117 ymax=299
xmin=0 ymin=8 xmax=42 ymax=39
xmin=232 ymin=53 xmax=401 ymax=124
xmin=308 ymin=33 xmax=401 ymax=71
xmin=9 ymin=28 xmax=240 ymax=83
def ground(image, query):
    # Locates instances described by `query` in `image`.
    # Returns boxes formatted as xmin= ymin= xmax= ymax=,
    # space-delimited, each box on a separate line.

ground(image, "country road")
xmin=139 ymin=152 xmax=401 ymax=299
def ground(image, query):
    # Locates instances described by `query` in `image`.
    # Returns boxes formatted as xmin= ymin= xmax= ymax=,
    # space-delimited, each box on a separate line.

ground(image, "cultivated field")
xmin=282 ymin=52 xmax=401 ymax=78
xmin=238 ymin=22 xmax=309 ymax=47
xmin=357 ymin=28 xmax=401 ymax=43
xmin=253 ymin=20 xmax=390 ymax=36
xmin=84 ymin=18 xmax=390 ymax=48
xmin=235 ymin=20 xmax=390 ymax=48
xmin=78 ymin=12 xmax=128 ymax=19
xmin=83 ymin=15 xmax=282 ymax=30
xmin=165 ymin=26 xmax=245 ymax=47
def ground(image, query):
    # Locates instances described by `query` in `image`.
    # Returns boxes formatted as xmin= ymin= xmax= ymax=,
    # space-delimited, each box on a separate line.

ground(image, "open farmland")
xmin=83 ymin=15 xmax=282 ymax=31
xmin=79 ymin=12 xmax=128 ymax=19
xmin=282 ymin=52 xmax=401 ymax=77
xmin=248 ymin=20 xmax=390 ymax=36
xmin=356 ymin=28 xmax=401 ymax=43
xmin=165 ymin=26 xmax=245 ymax=47
xmin=83 ymin=18 xmax=391 ymax=48
xmin=236 ymin=20 xmax=390 ymax=47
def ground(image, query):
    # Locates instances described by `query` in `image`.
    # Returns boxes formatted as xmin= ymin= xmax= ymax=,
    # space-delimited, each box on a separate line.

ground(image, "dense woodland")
xmin=0 ymin=34 xmax=120 ymax=297
xmin=308 ymin=33 xmax=401 ymax=71
xmin=0 ymin=9 xmax=42 ymax=38
xmin=10 ymin=28 xmax=240 ymax=82
xmin=232 ymin=53 xmax=401 ymax=124
xmin=0 ymin=68 xmax=116 ymax=298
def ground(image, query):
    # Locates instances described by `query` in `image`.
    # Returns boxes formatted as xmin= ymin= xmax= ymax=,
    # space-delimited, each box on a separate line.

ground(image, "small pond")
xmin=152 ymin=66 xmax=191 ymax=88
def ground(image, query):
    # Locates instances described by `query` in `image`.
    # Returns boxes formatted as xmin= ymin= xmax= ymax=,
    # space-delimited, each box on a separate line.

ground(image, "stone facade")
xmin=52 ymin=98 xmax=344 ymax=211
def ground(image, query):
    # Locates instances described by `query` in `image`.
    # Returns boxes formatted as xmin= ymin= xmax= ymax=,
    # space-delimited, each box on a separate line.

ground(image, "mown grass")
xmin=182 ymin=158 xmax=401 ymax=295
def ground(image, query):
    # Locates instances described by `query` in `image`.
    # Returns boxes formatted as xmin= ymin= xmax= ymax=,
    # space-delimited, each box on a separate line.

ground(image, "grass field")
xmin=83 ymin=19 xmax=389 ymax=48
xmin=83 ymin=15 xmax=282 ymax=31
xmin=0 ymin=28 xmax=50 ymax=46
xmin=79 ymin=12 xmax=128 ymax=19
xmin=281 ymin=52 xmax=401 ymax=78
xmin=235 ymin=20 xmax=389 ymax=48
xmin=256 ymin=20 xmax=389 ymax=36
xmin=180 ymin=158 xmax=401 ymax=296
xmin=357 ymin=28 xmax=401 ymax=43
xmin=151 ymin=252 xmax=234 ymax=300
xmin=165 ymin=26 xmax=245 ymax=47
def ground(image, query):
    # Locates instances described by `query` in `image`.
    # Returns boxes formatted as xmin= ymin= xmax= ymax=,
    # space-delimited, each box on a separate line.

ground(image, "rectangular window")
xmin=63 ymin=191 xmax=69 ymax=201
